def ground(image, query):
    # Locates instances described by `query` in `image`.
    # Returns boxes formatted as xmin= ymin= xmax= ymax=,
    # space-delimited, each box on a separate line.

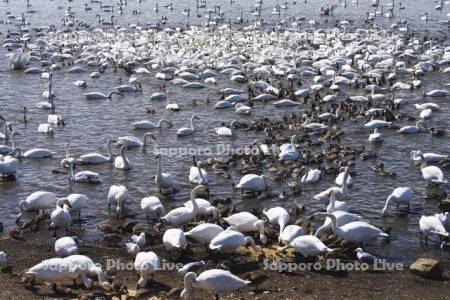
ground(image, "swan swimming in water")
xmin=77 ymin=139 xmax=115 ymax=164
xmin=114 ymin=146 xmax=132 ymax=170
xmin=419 ymin=153 xmax=447 ymax=185
xmin=84 ymin=91 xmax=123 ymax=100
xmin=132 ymin=119 xmax=173 ymax=129
xmin=66 ymin=158 xmax=102 ymax=184
xmin=155 ymin=154 xmax=174 ymax=193
xmin=177 ymin=115 xmax=200 ymax=136
xmin=116 ymin=133 xmax=156 ymax=147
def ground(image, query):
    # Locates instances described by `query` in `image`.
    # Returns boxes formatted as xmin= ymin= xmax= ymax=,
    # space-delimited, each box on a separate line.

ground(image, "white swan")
xmin=184 ymin=198 xmax=218 ymax=220
xmin=419 ymin=153 xmax=447 ymax=185
xmin=279 ymin=135 xmax=299 ymax=161
xmin=236 ymin=174 xmax=267 ymax=193
xmin=23 ymin=258 xmax=92 ymax=289
xmin=55 ymin=237 xmax=80 ymax=257
xmin=0 ymin=130 xmax=18 ymax=154
xmin=116 ymin=81 xmax=142 ymax=92
xmin=279 ymin=225 xmax=305 ymax=245
xmin=369 ymin=128 xmax=383 ymax=143
xmin=419 ymin=215 xmax=449 ymax=244
xmin=132 ymin=119 xmax=172 ymax=129
xmin=15 ymin=147 xmax=55 ymax=158
xmin=64 ymin=255 xmax=111 ymax=290
xmin=314 ymin=211 xmax=360 ymax=238
xmin=278 ymin=235 xmax=335 ymax=257
xmin=312 ymin=212 xmax=388 ymax=243
xmin=50 ymin=198 xmax=72 ymax=236
xmin=67 ymin=159 xmax=102 ymax=184
xmin=177 ymin=115 xmax=200 ymax=136
xmin=356 ymin=116 xmax=391 ymax=129
xmin=209 ymin=227 xmax=261 ymax=252
xmin=116 ymin=133 xmax=156 ymax=147
xmin=181 ymin=269 xmax=251 ymax=300
xmin=67 ymin=193 xmax=88 ymax=223
xmin=108 ymin=184 xmax=129 ymax=215
xmin=161 ymin=185 xmax=205 ymax=227
xmin=84 ymin=91 xmax=123 ymax=100
xmin=163 ymin=228 xmax=187 ymax=252
xmin=189 ymin=163 xmax=208 ymax=185
xmin=141 ymin=196 xmax=165 ymax=222
xmin=185 ymin=223 xmax=224 ymax=245
xmin=114 ymin=146 xmax=132 ymax=170
xmin=300 ymin=167 xmax=321 ymax=183
xmin=314 ymin=168 xmax=349 ymax=203
xmin=263 ymin=207 xmax=289 ymax=242
xmin=398 ymin=120 xmax=427 ymax=134
xmin=134 ymin=251 xmax=160 ymax=288
xmin=223 ymin=212 xmax=267 ymax=244
xmin=155 ymin=154 xmax=174 ymax=193
xmin=215 ymin=120 xmax=237 ymax=137
xmin=17 ymin=191 xmax=56 ymax=221
xmin=410 ymin=150 xmax=448 ymax=163
xmin=77 ymin=139 xmax=115 ymax=164
xmin=0 ymin=149 xmax=19 ymax=176
xmin=327 ymin=189 xmax=350 ymax=212
xmin=381 ymin=187 xmax=413 ymax=216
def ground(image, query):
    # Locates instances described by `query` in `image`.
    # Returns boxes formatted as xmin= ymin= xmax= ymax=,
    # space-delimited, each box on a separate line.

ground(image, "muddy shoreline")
xmin=0 ymin=237 xmax=449 ymax=300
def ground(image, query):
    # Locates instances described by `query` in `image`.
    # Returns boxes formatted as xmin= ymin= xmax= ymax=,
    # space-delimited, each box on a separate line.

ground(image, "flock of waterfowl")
xmin=1 ymin=0 xmax=450 ymax=299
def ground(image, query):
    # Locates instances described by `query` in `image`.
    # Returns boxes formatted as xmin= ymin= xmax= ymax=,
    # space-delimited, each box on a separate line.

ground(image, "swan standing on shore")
xmin=134 ymin=251 xmax=160 ymax=288
xmin=181 ymin=269 xmax=251 ymax=300
xmin=209 ymin=227 xmax=261 ymax=252
xmin=278 ymin=235 xmax=336 ymax=257
xmin=223 ymin=212 xmax=267 ymax=244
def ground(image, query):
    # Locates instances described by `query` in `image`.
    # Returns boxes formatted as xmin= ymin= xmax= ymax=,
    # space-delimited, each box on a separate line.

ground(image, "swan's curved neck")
xmin=10 ymin=133 xmax=17 ymax=149
xmin=157 ymin=119 xmax=165 ymax=128
xmin=197 ymin=166 xmax=207 ymax=185
xmin=190 ymin=117 xmax=196 ymax=132
xmin=3 ymin=125 xmax=9 ymax=144
xmin=342 ymin=170 xmax=349 ymax=195
xmin=69 ymin=164 xmax=75 ymax=180
xmin=245 ymin=236 xmax=257 ymax=249
xmin=120 ymin=147 xmax=130 ymax=167
xmin=106 ymin=141 xmax=113 ymax=161
xmin=382 ymin=195 xmax=393 ymax=215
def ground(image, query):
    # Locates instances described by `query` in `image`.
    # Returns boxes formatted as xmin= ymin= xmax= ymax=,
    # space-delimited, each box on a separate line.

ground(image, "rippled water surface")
xmin=0 ymin=0 xmax=450 ymax=262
